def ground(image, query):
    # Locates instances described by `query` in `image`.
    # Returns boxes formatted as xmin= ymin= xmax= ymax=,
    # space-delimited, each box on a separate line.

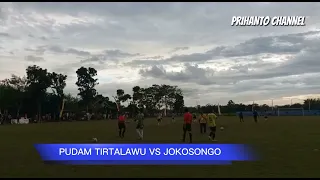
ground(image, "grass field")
xmin=1 ymin=116 xmax=320 ymax=178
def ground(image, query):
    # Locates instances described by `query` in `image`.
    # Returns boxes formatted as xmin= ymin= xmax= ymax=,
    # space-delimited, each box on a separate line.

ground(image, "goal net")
xmin=277 ymin=108 xmax=304 ymax=116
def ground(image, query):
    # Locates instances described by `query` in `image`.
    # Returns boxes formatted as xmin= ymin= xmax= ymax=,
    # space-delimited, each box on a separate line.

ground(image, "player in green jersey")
xmin=207 ymin=111 xmax=218 ymax=142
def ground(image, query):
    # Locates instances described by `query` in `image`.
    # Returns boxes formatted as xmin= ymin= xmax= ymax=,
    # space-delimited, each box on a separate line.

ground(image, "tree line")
xmin=189 ymin=99 xmax=320 ymax=115
xmin=0 ymin=65 xmax=185 ymax=122
xmin=0 ymin=65 xmax=319 ymax=123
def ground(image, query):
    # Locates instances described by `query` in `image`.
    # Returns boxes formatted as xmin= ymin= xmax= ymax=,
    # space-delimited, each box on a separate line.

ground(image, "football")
xmin=92 ymin=137 xmax=98 ymax=142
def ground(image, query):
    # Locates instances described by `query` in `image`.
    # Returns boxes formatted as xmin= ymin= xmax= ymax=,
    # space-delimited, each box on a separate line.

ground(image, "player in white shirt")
xmin=171 ymin=112 xmax=175 ymax=123
xmin=157 ymin=113 xmax=162 ymax=126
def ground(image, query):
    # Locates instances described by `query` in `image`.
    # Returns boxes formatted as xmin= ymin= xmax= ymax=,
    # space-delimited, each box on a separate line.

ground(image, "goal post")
xmin=277 ymin=108 xmax=304 ymax=116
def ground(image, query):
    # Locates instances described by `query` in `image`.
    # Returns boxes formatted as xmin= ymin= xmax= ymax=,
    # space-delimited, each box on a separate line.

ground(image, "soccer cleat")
xmin=212 ymin=139 xmax=217 ymax=142
xmin=208 ymin=136 xmax=212 ymax=140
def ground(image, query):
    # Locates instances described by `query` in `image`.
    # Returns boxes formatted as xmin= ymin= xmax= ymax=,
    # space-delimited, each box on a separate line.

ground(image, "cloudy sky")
xmin=1 ymin=2 xmax=320 ymax=106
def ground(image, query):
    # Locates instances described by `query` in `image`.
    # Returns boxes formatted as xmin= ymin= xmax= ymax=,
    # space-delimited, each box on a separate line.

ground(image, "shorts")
xmin=118 ymin=122 xmax=125 ymax=129
xmin=136 ymin=124 xmax=144 ymax=129
xmin=264 ymin=116 xmax=268 ymax=118
xmin=183 ymin=124 xmax=192 ymax=132
xmin=157 ymin=118 xmax=161 ymax=122
xmin=210 ymin=126 xmax=216 ymax=132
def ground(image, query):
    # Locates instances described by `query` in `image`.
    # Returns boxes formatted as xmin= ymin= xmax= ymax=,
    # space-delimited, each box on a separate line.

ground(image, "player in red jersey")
xmin=118 ymin=112 xmax=126 ymax=138
xmin=182 ymin=108 xmax=193 ymax=143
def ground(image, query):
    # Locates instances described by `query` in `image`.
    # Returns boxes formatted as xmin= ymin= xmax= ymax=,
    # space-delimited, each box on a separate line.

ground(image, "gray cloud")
xmin=25 ymin=46 xmax=46 ymax=55
xmin=82 ymin=49 xmax=141 ymax=63
xmin=27 ymin=34 xmax=47 ymax=41
xmin=139 ymin=29 xmax=320 ymax=88
xmin=46 ymin=45 xmax=91 ymax=57
xmin=0 ymin=32 xmax=10 ymax=37
xmin=139 ymin=65 xmax=166 ymax=78
xmin=140 ymin=64 xmax=216 ymax=85
xmin=170 ymin=46 xmax=189 ymax=53
xmin=125 ymin=55 xmax=164 ymax=67
xmin=25 ymin=45 xmax=91 ymax=57
xmin=1 ymin=2 xmax=320 ymax=106
xmin=104 ymin=49 xmax=140 ymax=58
xmin=131 ymin=31 xmax=320 ymax=66
xmin=24 ymin=55 xmax=44 ymax=62
xmin=0 ymin=7 xmax=4 ymax=20
xmin=64 ymin=47 xmax=90 ymax=56
xmin=25 ymin=45 xmax=140 ymax=62
xmin=140 ymin=41 xmax=320 ymax=87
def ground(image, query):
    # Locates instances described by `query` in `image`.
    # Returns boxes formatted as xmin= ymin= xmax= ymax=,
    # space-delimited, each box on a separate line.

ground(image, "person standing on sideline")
xmin=192 ymin=113 xmax=197 ymax=122
xmin=135 ymin=109 xmax=145 ymax=140
xmin=182 ymin=108 xmax=193 ymax=143
xmin=157 ymin=113 xmax=162 ymax=126
xmin=239 ymin=111 xmax=244 ymax=122
xmin=253 ymin=110 xmax=258 ymax=123
xmin=264 ymin=110 xmax=268 ymax=120
xmin=171 ymin=112 xmax=175 ymax=123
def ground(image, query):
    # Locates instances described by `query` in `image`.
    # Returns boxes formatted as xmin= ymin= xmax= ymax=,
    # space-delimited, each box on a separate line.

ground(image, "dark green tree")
xmin=75 ymin=67 xmax=98 ymax=112
xmin=49 ymin=72 xmax=67 ymax=120
xmin=26 ymin=65 xmax=52 ymax=121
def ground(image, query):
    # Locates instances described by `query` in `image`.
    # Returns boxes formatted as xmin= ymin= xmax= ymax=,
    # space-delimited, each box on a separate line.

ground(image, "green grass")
xmin=1 ymin=116 xmax=320 ymax=178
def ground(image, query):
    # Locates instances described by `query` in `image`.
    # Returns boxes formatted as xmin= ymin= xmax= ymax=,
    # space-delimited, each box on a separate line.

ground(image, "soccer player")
xmin=199 ymin=112 xmax=207 ymax=134
xmin=182 ymin=108 xmax=193 ymax=143
xmin=264 ymin=110 xmax=268 ymax=120
xmin=171 ymin=112 xmax=175 ymax=123
xmin=135 ymin=109 xmax=144 ymax=140
xmin=118 ymin=112 xmax=126 ymax=138
xmin=157 ymin=113 xmax=162 ymax=126
xmin=207 ymin=111 xmax=218 ymax=141
xmin=192 ymin=113 xmax=197 ymax=123
xmin=239 ymin=111 xmax=244 ymax=122
xmin=253 ymin=110 xmax=258 ymax=123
